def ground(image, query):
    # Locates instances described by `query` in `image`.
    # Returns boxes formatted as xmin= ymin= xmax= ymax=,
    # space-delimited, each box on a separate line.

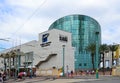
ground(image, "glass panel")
xmin=49 ymin=15 xmax=101 ymax=69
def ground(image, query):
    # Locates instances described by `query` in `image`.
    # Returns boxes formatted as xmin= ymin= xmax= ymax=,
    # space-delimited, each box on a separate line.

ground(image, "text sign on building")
xmin=42 ymin=33 xmax=49 ymax=42
xmin=40 ymin=33 xmax=51 ymax=47
xmin=59 ymin=35 xmax=68 ymax=42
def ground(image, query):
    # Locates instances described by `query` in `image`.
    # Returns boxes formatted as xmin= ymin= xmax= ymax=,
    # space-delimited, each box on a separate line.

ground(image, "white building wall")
xmin=104 ymin=52 xmax=112 ymax=68
xmin=0 ymin=29 xmax=75 ymax=73
xmin=38 ymin=29 xmax=74 ymax=72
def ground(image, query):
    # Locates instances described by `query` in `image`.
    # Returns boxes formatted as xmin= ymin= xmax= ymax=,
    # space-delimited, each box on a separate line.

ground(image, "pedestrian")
xmin=2 ymin=72 xmax=6 ymax=81
xmin=18 ymin=72 xmax=22 ymax=79
xmin=92 ymin=70 xmax=95 ymax=75
xmin=71 ymin=70 xmax=73 ymax=78
xmin=33 ymin=71 xmax=36 ymax=77
xmin=0 ymin=72 xmax=3 ymax=83
xmin=68 ymin=69 xmax=71 ymax=77
xmin=86 ymin=70 xmax=89 ymax=75
xmin=29 ymin=69 xmax=32 ymax=78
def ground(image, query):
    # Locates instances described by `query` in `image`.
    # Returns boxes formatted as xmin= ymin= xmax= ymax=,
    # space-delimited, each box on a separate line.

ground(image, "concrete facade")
xmin=104 ymin=52 xmax=112 ymax=68
xmin=0 ymin=29 xmax=75 ymax=73
xmin=37 ymin=29 xmax=75 ymax=72
xmin=100 ymin=46 xmax=120 ymax=69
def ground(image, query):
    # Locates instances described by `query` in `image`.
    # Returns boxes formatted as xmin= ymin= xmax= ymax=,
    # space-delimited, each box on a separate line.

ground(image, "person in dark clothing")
xmin=71 ymin=70 xmax=73 ymax=78
xmin=2 ymin=73 xmax=6 ymax=81
xmin=0 ymin=72 xmax=3 ymax=83
xmin=18 ymin=72 xmax=23 ymax=79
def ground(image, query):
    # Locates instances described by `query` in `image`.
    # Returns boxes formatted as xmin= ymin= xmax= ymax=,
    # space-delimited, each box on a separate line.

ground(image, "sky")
xmin=0 ymin=0 xmax=120 ymax=50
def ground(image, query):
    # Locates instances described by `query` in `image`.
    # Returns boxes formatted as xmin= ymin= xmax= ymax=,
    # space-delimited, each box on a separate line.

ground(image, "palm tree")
xmin=99 ymin=44 xmax=109 ymax=75
xmin=108 ymin=44 xmax=118 ymax=66
xmin=86 ymin=43 xmax=96 ymax=70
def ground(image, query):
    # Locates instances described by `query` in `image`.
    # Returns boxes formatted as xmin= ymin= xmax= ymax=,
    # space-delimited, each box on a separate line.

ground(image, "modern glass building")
xmin=49 ymin=14 xmax=101 ymax=70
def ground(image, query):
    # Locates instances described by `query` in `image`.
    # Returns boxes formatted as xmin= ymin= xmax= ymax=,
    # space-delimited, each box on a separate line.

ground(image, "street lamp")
xmin=62 ymin=45 xmax=65 ymax=77
xmin=0 ymin=38 xmax=9 ymax=41
xmin=95 ymin=31 xmax=99 ymax=79
xmin=30 ymin=52 xmax=34 ymax=78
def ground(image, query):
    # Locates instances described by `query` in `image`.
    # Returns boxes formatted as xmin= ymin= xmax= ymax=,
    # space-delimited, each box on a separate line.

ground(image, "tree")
xmin=86 ymin=43 xmax=96 ymax=70
xmin=108 ymin=44 xmax=118 ymax=66
xmin=99 ymin=44 xmax=109 ymax=75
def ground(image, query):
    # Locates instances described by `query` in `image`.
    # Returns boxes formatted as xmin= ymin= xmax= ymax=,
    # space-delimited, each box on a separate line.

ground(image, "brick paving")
xmin=4 ymin=74 xmax=119 ymax=83
xmin=5 ymin=78 xmax=99 ymax=83
xmin=4 ymin=77 xmax=46 ymax=83
xmin=3 ymin=75 xmax=106 ymax=83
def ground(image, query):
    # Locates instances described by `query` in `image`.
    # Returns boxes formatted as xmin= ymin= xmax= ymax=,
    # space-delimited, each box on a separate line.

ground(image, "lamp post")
xmin=62 ymin=45 xmax=65 ymax=77
xmin=0 ymin=38 xmax=9 ymax=41
xmin=95 ymin=31 xmax=99 ymax=79
xmin=30 ymin=52 xmax=34 ymax=78
xmin=17 ymin=49 xmax=21 ymax=77
xmin=15 ymin=53 xmax=17 ymax=79
xmin=4 ymin=58 xmax=6 ymax=73
xmin=117 ymin=44 xmax=120 ymax=66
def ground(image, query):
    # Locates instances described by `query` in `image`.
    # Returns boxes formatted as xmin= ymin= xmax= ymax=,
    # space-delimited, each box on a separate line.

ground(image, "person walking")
xmin=71 ymin=70 xmax=73 ymax=78
xmin=0 ymin=72 xmax=3 ymax=83
xmin=29 ymin=69 xmax=32 ymax=78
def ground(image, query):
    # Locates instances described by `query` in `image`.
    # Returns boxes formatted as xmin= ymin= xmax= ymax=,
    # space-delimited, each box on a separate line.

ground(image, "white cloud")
xmin=7 ymin=0 xmax=46 ymax=8
xmin=0 ymin=0 xmax=120 ymax=49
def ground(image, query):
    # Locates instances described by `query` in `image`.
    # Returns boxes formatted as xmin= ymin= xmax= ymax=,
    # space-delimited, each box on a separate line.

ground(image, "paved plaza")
xmin=3 ymin=75 xmax=120 ymax=83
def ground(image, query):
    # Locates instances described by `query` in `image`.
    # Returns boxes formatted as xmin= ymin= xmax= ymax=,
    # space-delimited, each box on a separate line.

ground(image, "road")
xmin=73 ymin=76 xmax=120 ymax=83
xmin=74 ymin=79 xmax=120 ymax=83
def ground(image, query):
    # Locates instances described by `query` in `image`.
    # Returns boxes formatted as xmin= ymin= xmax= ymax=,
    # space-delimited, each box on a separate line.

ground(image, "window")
xmin=84 ymin=63 xmax=87 ymax=66
xmin=105 ymin=60 xmax=110 ymax=68
xmin=49 ymin=15 xmax=101 ymax=69
xmin=79 ymin=63 xmax=82 ymax=66
xmin=26 ymin=52 xmax=33 ymax=62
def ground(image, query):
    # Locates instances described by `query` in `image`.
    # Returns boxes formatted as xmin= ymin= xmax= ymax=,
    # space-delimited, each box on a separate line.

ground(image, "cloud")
xmin=0 ymin=0 xmax=120 ymax=50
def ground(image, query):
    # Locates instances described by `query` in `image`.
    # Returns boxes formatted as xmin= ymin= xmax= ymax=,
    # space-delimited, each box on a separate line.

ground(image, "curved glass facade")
xmin=49 ymin=14 xmax=101 ymax=70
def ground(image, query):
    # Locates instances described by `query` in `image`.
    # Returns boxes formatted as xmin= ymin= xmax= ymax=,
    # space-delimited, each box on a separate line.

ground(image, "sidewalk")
xmin=5 ymin=77 xmax=99 ymax=83
xmin=5 ymin=77 xmax=46 ymax=83
xmin=5 ymin=75 xmax=119 ymax=83
xmin=4 ymin=75 xmax=100 ymax=83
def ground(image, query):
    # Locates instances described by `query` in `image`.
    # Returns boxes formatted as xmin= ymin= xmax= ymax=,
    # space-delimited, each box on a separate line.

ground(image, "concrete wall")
xmin=38 ymin=29 xmax=75 ymax=73
xmin=0 ymin=29 xmax=75 ymax=73
xmin=112 ymin=66 xmax=120 ymax=76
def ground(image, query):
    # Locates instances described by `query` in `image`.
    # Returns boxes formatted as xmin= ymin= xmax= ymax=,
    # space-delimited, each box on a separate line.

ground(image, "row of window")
xmin=49 ymin=15 xmax=101 ymax=69
xmin=56 ymin=15 xmax=98 ymax=24
xmin=51 ymin=19 xmax=98 ymax=27
xmin=54 ymin=23 xmax=96 ymax=29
